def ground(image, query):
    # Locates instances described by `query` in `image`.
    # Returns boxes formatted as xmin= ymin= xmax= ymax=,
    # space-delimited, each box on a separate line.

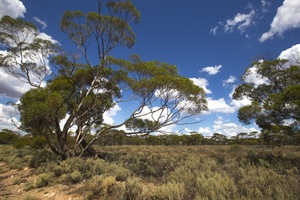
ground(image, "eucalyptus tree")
xmin=233 ymin=59 xmax=300 ymax=144
xmin=0 ymin=0 xmax=207 ymax=159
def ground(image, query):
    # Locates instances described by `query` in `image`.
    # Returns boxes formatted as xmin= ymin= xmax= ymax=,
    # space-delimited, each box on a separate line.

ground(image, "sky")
xmin=0 ymin=0 xmax=300 ymax=137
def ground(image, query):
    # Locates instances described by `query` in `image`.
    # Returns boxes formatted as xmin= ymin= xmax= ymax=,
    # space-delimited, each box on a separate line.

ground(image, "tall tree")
xmin=0 ymin=0 xmax=207 ymax=159
xmin=233 ymin=59 xmax=300 ymax=144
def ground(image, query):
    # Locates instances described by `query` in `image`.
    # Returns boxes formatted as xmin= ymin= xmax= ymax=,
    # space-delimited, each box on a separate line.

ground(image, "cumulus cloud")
xmin=198 ymin=126 xmax=212 ymax=135
xmin=223 ymin=75 xmax=236 ymax=87
xmin=157 ymin=124 xmax=177 ymax=134
xmin=190 ymin=77 xmax=212 ymax=94
xmin=197 ymin=116 xmax=260 ymax=137
xmin=37 ymin=32 xmax=59 ymax=44
xmin=0 ymin=0 xmax=26 ymax=19
xmin=0 ymin=103 xmax=20 ymax=131
xmin=278 ymin=44 xmax=300 ymax=62
xmin=260 ymin=0 xmax=300 ymax=42
xmin=33 ymin=17 xmax=47 ymax=29
xmin=206 ymin=98 xmax=235 ymax=114
xmin=200 ymin=65 xmax=222 ymax=75
xmin=230 ymin=98 xmax=251 ymax=110
xmin=243 ymin=63 xmax=269 ymax=86
xmin=103 ymin=104 xmax=121 ymax=125
xmin=211 ymin=9 xmax=255 ymax=35
xmin=0 ymin=69 xmax=33 ymax=99
xmin=212 ymin=116 xmax=260 ymax=137
xmin=203 ymin=91 xmax=251 ymax=115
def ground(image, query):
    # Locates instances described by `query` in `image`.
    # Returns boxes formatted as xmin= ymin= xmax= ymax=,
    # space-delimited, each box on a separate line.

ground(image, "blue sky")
xmin=1 ymin=0 xmax=300 ymax=137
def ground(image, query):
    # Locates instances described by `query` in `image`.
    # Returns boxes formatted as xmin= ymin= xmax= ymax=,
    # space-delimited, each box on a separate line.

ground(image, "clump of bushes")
xmin=0 ymin=129 xmax=20 ymax=144
xmin=35 ymin=157 xmax=131 ymax=186
xmin=85 ymin=175 xmax=124 ymax=200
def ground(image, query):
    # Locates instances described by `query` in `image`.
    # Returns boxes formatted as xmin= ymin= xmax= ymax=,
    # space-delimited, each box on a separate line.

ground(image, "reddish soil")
xmin=0 ymin=162 xmax=84 ymax=200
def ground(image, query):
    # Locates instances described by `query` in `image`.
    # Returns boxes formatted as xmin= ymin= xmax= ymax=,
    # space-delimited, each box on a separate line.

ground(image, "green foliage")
xmin=19 ymin=88 xmax=67 ymax=132
xmin=0 ymin=129 xmax=19 ymax=144
xmin=23 ymin=182 xmax=35 ymax=192
xmin=35 ymin=173 xmax=51 ymax=188
xmin=0 ymin=145 xmax=60 ymax=169
xmin=13 ymin=135 xmax=47 ymax=150
xmin=234 ymin=59 xmax=300 ymax=138
xmin=12 ymin=177 xmax=26 ymax=185
xmin=84 ymin=175 xmax=124 ymax=200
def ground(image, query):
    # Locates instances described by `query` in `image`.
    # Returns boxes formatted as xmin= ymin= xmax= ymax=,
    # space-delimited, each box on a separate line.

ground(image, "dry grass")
xmin=1 ymin=144 xmax=300 ymax=199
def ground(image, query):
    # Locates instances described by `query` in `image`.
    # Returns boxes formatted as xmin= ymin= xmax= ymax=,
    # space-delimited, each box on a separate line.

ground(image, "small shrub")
xmin=70 ymin=170 xmax=82 ymax=183
xmin=23 ymin=182 xmax=34 ymax=191
xmin=29 ymin=149 xmax=60 ymax=168
xmin=51 ymin=164 xmax=63 ymax=177
xmin=35 ymin=173 xmax=51 ymax=188
xmin=13 ymin=177 xmax=26 ymax=185
xmin=59 ymin=173 xmax=69 ymax=183
xmin=123 ymin=177 xmax=143 ymax=200
xmin=84 ymin=175 xmax=104 ymax=199
xmin=84 ymin=175 xmax=123 ymax=200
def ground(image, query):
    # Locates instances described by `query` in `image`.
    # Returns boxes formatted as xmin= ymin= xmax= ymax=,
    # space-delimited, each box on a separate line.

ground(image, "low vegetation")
xmin=1 ymin=144 xmax=300 ymax=199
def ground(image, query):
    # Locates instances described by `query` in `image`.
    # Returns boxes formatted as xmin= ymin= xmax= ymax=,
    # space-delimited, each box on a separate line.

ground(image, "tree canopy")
xmin=233 ymin=59 xmax=300 ymax=144
xmin=0 ymin=0 xmax=207 ymax=159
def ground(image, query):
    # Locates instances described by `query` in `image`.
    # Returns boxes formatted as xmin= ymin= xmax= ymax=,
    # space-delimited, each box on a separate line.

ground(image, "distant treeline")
xmin=95 ymin=131 xmax=300 ymax=146
xmin=1 ymin=129 xmax=300 ymax=148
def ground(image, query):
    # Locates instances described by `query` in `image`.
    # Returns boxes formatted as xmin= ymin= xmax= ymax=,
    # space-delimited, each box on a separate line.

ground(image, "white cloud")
xmin=243 ymin=64 xmax=269 ymax=86
xmin=223 ymin=75 xmax=236 ymax=87
xmin=212 ymin=116 xmax=260 ymax=137
xmin=0 ymin=69 xmax=33 ymax=99
xmin=259 ymin=0 xmax=300 ymax=42
xmin=211 ymin=9 xmax=255 ymax=35
xmin=228 ymin=86 xmax=252 ymax=109
xmin=198 ymin=126 xmax=212 ymax=135
xmin=206 ymin=98 xmax=235 ymax=114
xmin=226 ymin=10 xmax=255 ymax=33
xmin=203 ymin=92 xmax=251 ymax=115
xmin=278 ymin=44 xmax=300 ymax=62
xmin=200 ymin=65 xmax=222 ymax=75
xmin=230 ymin=98 xmax=251 ymax=110
xmin=33 ymin=17 xmax=47 ymax=29
xmin=103 ymin=104 xmax=121 ymax=125
xmin=157 ymin=124 xmax=177 ymax=134
xmin=261 ymin=0 xmax=271 ymax=13
xmin=190 ymin=77 xmax=212 ymax=94
xmin=0 ymin=0 xmax=26 ymax=19
xmin=37 ymin=32 xmax=59 ymax=44
xmin=0 ymin=104 xmax=20 ymax=131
